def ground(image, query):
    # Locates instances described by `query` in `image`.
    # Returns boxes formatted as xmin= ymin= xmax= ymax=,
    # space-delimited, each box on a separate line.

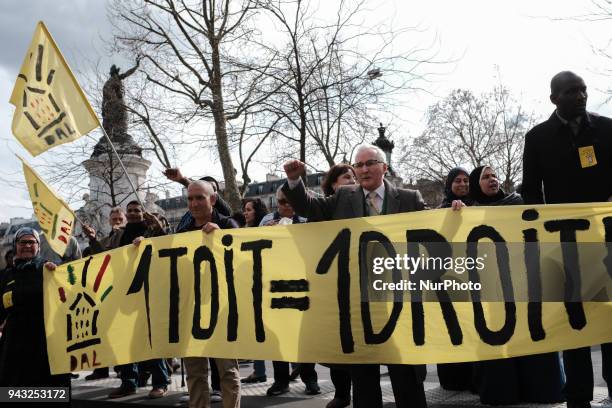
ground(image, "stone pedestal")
xmin=80 ymin=154 xmax=151 ymax=237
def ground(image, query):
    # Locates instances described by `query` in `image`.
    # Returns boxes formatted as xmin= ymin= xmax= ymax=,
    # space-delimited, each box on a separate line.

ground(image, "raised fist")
xmin=163 ymin=167 xmax=184 ymax=182
xmin=83 ymin=225 xmax=96 ymax=240
xmin=283 ymin=160 xmax=305 ymax=181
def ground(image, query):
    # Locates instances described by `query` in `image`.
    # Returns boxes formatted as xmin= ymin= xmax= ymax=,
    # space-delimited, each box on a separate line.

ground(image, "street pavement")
xmin=71 ymin=348 xmax=609 ymax=408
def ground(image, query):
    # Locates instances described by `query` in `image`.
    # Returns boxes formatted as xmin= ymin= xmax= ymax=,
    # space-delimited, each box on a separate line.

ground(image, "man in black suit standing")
xmin=282 ymin=143 xmax=428 ymax=408
xmin=522 ymin=71 xmax=612 ymax=408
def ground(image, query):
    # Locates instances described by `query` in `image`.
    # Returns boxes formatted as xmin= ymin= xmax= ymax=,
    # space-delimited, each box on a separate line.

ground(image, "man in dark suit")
xmin=282 ymin=144 xmax=428 ymax=408
xmin=522 ymin=71 xmax=612 ymax=408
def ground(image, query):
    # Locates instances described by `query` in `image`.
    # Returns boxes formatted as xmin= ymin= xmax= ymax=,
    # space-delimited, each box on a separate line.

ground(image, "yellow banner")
xmin=20 ymin=156 xmax=76 ymax=257
xmin=44 ymin=203 xmax=612 ymax=374
xmin=9 ymin=21 xmax=99 ymax=156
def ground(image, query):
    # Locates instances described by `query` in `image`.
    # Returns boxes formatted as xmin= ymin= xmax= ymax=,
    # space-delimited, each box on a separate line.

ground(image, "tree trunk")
xmin=211 ymin=38 xmax=242 ymax=211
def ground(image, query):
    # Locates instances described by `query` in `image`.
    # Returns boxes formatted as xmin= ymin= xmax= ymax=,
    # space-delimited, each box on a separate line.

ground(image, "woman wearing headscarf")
xmin=0 ymin=227 xmax=70 ymax=394
xmin=437 ymin=168 xmax=475 ymax=391
xmin=467 ymin=166 xmax=564 ymax=405
xmin=438 ymin=166 xmax=473 ymax=208
xmin=468 ymin=165 xmax=522 ymax=206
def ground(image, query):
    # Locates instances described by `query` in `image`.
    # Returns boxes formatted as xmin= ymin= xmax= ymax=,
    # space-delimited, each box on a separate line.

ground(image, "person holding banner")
xmin=318 ymin=163 xmax=357 ymax=408
xmin=438 ymin=166 xmax=472 ymax=209
xmin=259 ymin=187 xmax=320 ymax=397
xmin=83 ymin=201 xmax=170 ymax=399
xmin=282 ymin=144 xmax=428 ymax=408
xmin=467 ymin=165 xmax=565 ymax=405
xmin=84 ymin=201 xmax=166 ymax=254
xmin=108 ymin=206 xmax=127 ymax=234
xmin=164 ymin=168 xmax=233 ymax=231
xmin=240 ymin=198 xmax=270 ymax=385
xmin=176 ymin=180 xmax=241 ymax=408
xmin=0 ymin=228 xmax=69 ymax=396
xmin=522 ymin=71 xmax=612 ymax=408
xmin=436 ymin=166 xmax=474 ymax=391
xmin=83 ymin=206 xmax=125 ymax=382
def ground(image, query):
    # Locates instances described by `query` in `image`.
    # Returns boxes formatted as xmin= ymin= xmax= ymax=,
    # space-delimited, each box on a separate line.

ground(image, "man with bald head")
xmin=522 ymin=72 xmax=612 ymax=408
xmin=176 ymin=180 xmax=241 ymax=408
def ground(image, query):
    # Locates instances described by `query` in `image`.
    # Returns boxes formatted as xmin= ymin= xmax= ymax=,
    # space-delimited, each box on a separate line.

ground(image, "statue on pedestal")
xmin=92 ymin=60 xmax=142 ymax=157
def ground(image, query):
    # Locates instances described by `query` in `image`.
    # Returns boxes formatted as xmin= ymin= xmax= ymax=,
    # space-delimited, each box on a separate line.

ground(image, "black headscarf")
xmin=439 ymin=167 xmax=473 ymax=208
xmin=469 ymin=165 xmax=522 ymax=206
xmin=469 ymin=165 xmax=506 ymax=204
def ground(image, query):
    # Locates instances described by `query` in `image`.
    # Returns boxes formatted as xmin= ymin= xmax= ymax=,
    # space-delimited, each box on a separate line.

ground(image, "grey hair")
xmin=188 ymin=180 xmax=215 ymax=197
xmin=354 ymin=144 xmax=386 ymax=163
xmin=109 ymin=206 xmax=125 ymax=215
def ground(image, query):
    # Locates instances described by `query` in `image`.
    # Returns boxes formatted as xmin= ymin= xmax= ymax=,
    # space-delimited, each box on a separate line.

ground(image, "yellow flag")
xmin=19 ymin=156 xmax=76 ymax=257
xmin=9 ymin=21 xmax=99 ymax=156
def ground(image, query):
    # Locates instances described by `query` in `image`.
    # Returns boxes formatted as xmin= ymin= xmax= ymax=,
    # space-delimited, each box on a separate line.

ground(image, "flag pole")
xmin=99 ymin=126 xmax=147 ymax=209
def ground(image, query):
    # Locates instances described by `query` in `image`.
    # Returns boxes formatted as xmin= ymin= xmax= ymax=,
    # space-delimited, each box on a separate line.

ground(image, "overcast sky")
xmin=1 ymin=0 xmax=611 ymax=223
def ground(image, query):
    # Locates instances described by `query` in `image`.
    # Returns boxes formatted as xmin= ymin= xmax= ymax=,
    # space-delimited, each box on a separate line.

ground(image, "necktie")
xmin=367 ymin=191 xmax=380 ymax=216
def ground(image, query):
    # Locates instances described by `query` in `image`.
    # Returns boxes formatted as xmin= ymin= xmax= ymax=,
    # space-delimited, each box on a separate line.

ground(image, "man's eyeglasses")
xmin=277 ymin=198 xmax=289 ymax=205
xmin=17 ymin=240 xmax=38 ymax=246
xmin=352 ymin=159 xmax=384 ymax=169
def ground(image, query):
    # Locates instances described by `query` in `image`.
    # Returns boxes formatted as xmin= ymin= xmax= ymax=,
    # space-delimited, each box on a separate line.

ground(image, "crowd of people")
xmin=0 ymin=71 xmax=611 ymax=408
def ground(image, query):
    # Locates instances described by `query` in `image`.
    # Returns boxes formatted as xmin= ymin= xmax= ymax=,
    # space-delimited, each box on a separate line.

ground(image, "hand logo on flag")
xmin=17 ymin=43 xmax=77 ymax=147
xmin=9 ymin=22 xmax=99 ymax=156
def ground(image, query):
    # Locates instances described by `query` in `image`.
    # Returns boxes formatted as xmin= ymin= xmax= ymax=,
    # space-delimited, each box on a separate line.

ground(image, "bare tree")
xmin=551 ymin=1 xmax=612 ymax=99
xmin=588 ymin=0 xmax=612 ymax=100
xmin=404 ymin=89 xmax=502 ymax=184
xmin=252 ymin=0 xmax=444 ymax=172
xmin=109 ymin=0 xmax=281 ymax=209
xmin=402 ymin=86 xmax=536 ymax=191
xmin=489 ymin=86 xmax=537 ymax=191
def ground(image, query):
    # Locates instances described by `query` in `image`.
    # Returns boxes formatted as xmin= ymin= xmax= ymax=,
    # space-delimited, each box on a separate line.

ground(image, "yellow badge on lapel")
xmin=2 ymin=291 xmax=13 ymax=309
xmin=578 ymin=145 xmax=597 ymax=168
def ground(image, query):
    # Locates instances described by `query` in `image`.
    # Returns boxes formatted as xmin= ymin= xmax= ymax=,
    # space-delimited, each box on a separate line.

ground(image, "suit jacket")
xmin=522 ymin=111 xmax=612 ymax=204
xmin=282 ymin=178 xmax=426 ymax=220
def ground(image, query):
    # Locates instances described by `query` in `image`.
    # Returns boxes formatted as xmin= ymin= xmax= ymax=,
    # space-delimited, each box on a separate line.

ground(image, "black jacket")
xmin=0 ymin=257 xmax=70 ymax=387
xmin=176 ymin=209 xmax=238 ymax=233
xmin=522 ymin=112 xmax=612 ymax=204
xmin=176 ymin=195 xmax=233 ymax=232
